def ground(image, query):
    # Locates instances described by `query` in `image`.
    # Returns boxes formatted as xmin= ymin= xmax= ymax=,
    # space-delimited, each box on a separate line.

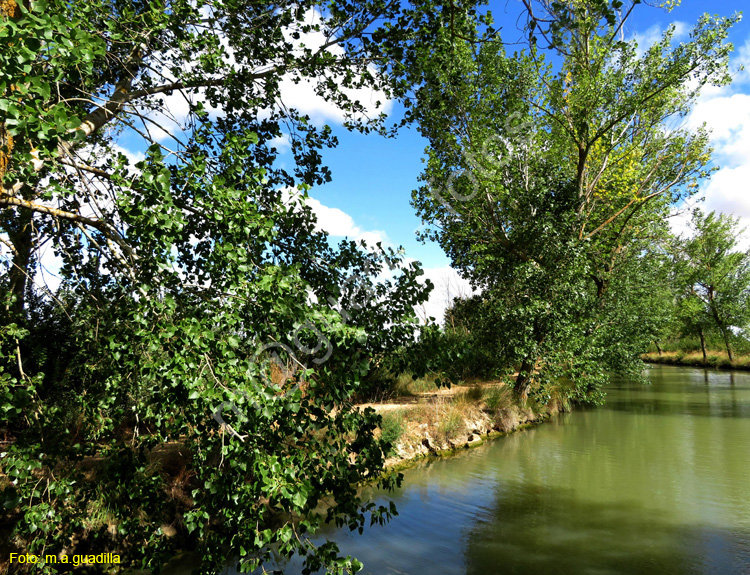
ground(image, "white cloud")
xmin=416 ymin=266 xmax=477 ymax=325
xmin=671 ymin=34 xmax=750 ymax=250
xmin=278 ymin=71 xmax=392 ymax=126
xmin=303 ymin=197 xmax=360 ymax=237
xmin=270 ymin=134 xmax=291 ymax=152
xmin=16 ymin=143 xmax=146 ymax=295
xmin=111 ymin=144 xmax=146 ymax=167
xmin=282 ymin=188 xmax=389 ymax=248
xmin=688 ymin=93 xmax=750 ymax=165
xmin=276 ymin=11 xmax=392 ymax=125
xmin=141 ymin=8 xmax=392 ymax=143
xmin=734 ymin=38 xmax=750 ymax=85
xmin=631 ymin=21 xmax=689 ymax=58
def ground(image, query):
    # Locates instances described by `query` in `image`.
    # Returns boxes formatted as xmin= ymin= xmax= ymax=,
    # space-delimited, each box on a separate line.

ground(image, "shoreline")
xmin=381 ymin=416 xmax=551 ymax=476
xmin=8 ymin=384 xmax=559 ymax=575
xmin=642 ymin=352 xmax=750 ymax=371
xmin=364 ymin=382 xmax=562 ymax=473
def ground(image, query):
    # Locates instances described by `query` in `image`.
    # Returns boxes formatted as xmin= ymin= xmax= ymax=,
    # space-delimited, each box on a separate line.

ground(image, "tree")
xmin=410 ymin=0 xmax=736 ymax=401
xmin=0 ymin=0 xmax=472 ymax=572
xmin=674 ymin=293 xmax=714 ymax=362
xmin=674 ymin=210 xmax=750 ymax=362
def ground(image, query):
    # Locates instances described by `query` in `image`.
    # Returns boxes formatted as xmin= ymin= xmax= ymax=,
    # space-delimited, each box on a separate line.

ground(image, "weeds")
xmin=483 ymin=385 xmax=511 ymax=412
xmin=379 ymin=411 xmax=406 ymax=456
xmin=388 ymin=372 xmax=441 ymax=397
xmin=437 ymin=408 xmax=464 ymax=443
xmin=642 ymin=350 xmax=750 ymax=370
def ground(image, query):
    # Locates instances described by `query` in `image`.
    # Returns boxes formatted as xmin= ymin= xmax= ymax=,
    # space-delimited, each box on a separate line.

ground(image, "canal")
xmin=247 ymin=364 xmax=750 ymax=574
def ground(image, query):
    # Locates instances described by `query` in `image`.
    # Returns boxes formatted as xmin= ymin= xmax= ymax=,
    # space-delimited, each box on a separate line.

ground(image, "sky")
xmin=281 ymin=0 xmax=750 ymax=322
xmin=27 ymin=1 xmax=750 ymax=323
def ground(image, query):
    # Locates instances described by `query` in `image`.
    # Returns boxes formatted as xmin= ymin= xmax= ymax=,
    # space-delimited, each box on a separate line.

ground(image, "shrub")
xmin=379 ymin=412 xmax=406 ymax=456
xmin=403 ymin=325 xmax=503 ymax=386
xmin=437 ymin=408 xmax=464 ymax=443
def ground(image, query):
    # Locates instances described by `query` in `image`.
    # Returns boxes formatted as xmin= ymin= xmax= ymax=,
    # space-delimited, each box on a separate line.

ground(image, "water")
xmin=248 ymin=365 xmax=750 ymax=574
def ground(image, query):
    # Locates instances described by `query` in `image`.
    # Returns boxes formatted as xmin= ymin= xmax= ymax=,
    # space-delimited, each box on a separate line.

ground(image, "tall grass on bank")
xmin=379 ymin=411 xmax=407 ymax=455
xmin=648 ymin=337 xmax=750 ymax=356
xmin=643 ymin=350 xmax=750 ymax=370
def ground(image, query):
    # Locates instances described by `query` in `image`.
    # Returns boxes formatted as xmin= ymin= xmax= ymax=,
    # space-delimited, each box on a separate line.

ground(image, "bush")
xmin=379 ymin=412 xmax=406 ymax=456
xmin=437 ymin=408 xmax=464 ymax=443
xmin=404 ymin=325 xmax=502 ymax=385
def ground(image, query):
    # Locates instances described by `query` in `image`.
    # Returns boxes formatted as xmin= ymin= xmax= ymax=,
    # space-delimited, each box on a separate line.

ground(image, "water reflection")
xmin=464 ymin=480 xmax=750 ymax=575
xmin=605 ymin=366 xmax=750 ymax=419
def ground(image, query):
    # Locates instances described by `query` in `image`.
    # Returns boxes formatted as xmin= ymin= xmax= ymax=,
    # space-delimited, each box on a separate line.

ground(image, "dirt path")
xmin=356 ymin=380 xmax=506 ymax=412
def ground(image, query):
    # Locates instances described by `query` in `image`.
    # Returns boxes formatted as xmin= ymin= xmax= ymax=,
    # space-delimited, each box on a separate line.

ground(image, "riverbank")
xmin=363 ymin=381 xmax=563 ymax=471
xmin=642 ymin=351 xmax=750 ymax=371
xmin=139 ymin=383 xmax=559 ymax=575
xmin=290 ymin=365 xmax=750 ymax=575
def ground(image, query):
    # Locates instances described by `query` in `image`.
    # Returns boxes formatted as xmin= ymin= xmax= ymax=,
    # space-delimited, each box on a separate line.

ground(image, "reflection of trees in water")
xmin=607 ymin=367 xmax=750 ymax=419
xmin=463 ymin=480 xmax=750 ymax=575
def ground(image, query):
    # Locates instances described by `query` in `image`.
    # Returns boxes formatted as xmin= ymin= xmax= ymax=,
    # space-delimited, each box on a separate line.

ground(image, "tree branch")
xmin=0 ymin=194 xmax=135 ymax=261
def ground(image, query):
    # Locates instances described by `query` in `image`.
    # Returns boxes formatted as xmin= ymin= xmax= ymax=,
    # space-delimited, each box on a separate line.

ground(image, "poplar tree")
xmin=674 ymin=210 xmax=750 ymax=362
xmin=411 ymin=0 xmax=737 ymax=401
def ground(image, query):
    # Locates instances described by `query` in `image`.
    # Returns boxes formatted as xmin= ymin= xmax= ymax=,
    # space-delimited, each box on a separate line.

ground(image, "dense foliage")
xmin=1 ymin=0 xmax=748 ymax=572
xmin=411 ymin=0 xmax=738 ymax=402
xmin=669 ymin=210 xmax=750 ymax=362
xmin=0 ymin=0 xmax=489 ymax=572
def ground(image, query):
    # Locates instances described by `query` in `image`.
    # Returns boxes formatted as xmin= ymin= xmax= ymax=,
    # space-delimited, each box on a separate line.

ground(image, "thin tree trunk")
xmin=6 ymin=210 xmax=33 ymax=319
xmin=708 ymin=301 xmax=734 ymax=363
xmin=654 ymin=340 xmax=662 ymax=356
xmin=720 ymin=328 xmax=734 ymax=363
xmin=698 ymin=329 xmax=707 ymax=365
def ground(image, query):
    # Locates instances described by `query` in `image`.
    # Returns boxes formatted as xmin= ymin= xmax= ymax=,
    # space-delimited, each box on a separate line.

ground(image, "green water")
xmin=253 ymin=365 xmax=750 ymax=574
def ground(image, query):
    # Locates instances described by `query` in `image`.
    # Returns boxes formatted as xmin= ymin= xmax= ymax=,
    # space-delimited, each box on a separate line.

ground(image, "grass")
xmin=437 ymin=407 xmax=464 ymax=443
xmin=379 ymin=411 xmax=407 ymax=455
xmin=373 ymin=377 xmax=549 ymax=457
xmin=648 ymin=337 xmax=749 ymax=354
xmin=390 ymin=372 xmax=441 ymax=396
xmin=642 ymin=350 xmax=750 ymax=370
xmin=483 ymin=385 xmax=512 ymax=412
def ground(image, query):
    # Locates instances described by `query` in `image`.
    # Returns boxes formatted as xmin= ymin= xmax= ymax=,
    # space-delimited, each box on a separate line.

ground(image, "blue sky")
xmin=287 ymin=0 xmax=750 ymax=320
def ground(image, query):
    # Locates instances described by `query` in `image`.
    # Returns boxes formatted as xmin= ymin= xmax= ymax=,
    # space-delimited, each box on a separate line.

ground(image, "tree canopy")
xmin=411 ymin=0 xmax=737 ymax=401
xmin=1 ymin=0 xmax=747 ymax=572
xmin=672 ymin=210 xmax=750 ymax=362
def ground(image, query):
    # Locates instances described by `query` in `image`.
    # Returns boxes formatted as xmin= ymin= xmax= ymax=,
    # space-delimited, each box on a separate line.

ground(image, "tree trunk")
xmin=2 ymin=0 xmax=29 ymax=320
xmin=706 ymin=287 xmax=734 ymax=363
xmin=514 ymin=358 xmax=534 ymax=403
xmin=720 ymin=328 xmax=734 ymax=363
xmin=6 ymin=210 xmax=33 ymax=319
xmin=698 ymin=329 xmax=707 ymax=365
xmin=654 ymin=340 xmax=662 ymax=356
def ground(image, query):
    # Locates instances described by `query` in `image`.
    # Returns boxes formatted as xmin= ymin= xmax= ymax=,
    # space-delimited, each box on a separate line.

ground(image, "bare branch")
xmin=0 ymin=194 xmax=136 ymax=261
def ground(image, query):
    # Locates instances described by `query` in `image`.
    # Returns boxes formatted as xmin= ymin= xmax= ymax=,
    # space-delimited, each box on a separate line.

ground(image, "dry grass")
xmin=437 ymin=407 xmax=465 ymax=443
xmin=374 ymin=379 xmax=535 ymax=456
xmin=643 ymin=350 xmax=750 ymax=370
xmin=482 ymin=385 xmax=512 ymax=412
